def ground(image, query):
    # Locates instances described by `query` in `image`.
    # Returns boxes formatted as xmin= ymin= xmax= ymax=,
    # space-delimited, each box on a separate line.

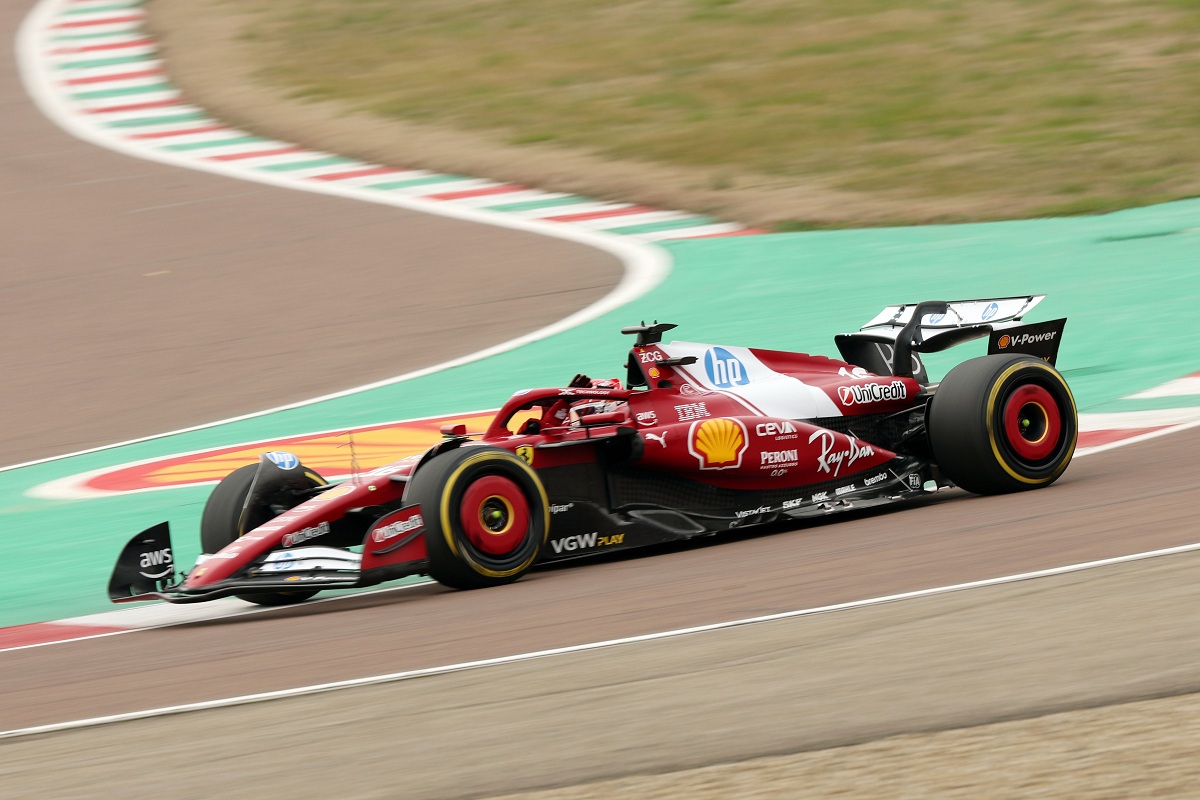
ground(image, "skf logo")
xmin=689 ymin=418 xmax=747 ymax=470
xmin=704 ymin=347 xmax=749 ymax=389
xmin=516 ymin=445 xmax=534 ymax=466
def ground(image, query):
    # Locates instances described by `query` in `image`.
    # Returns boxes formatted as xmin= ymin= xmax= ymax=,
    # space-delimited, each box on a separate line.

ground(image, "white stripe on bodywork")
xmin=663 ymin=341 xmax=842 ymax=419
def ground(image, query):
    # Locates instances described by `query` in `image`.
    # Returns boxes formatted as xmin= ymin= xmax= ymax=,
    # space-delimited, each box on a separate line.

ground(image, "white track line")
xmin=6 ymin=538 xmax=1200 ymax=740
xmin=1127 ymin=373 xmax=1200 ymax=399
xmin=0 ymin=580 xmax=433 ymax=655
xmin=1074 ymin=418 xmax=1200 ymax=457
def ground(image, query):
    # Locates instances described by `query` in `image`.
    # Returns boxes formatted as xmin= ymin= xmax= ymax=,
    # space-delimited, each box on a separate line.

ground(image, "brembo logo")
xmin=372 ymin=514 xmax=424 ymax=543
xmin=837 ymin=380 xmax=907 ymax=406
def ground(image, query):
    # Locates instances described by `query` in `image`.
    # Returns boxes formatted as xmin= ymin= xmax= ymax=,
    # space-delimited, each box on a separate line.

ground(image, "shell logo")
xmin=689 ymin=418 xmax=748 ymax=470
xmin=997 ymin=334 xmax=1012 ymax=349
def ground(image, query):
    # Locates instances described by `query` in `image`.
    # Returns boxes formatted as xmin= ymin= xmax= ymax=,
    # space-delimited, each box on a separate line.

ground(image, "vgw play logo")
xmin=704 ymin=347 xmax=749 ymax=388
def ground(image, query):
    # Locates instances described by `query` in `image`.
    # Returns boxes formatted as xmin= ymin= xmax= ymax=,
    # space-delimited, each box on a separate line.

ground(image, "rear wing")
xmin=836 ymin=296 xmax=1065 ymax=382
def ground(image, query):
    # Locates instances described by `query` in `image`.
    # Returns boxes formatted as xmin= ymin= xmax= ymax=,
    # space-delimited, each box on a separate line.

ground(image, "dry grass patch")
xmin=159 ymin=0 xmax=1200 ymax=226
xmin=220 ymin=0 xmax=1200 ymax=226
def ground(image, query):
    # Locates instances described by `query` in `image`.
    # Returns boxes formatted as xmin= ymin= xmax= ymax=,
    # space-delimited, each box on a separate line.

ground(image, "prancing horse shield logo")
xmin=516 ymin=445 xmax=535 ymax=466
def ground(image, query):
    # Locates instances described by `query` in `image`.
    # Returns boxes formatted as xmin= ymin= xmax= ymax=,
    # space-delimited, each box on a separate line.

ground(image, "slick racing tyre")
xmin=407 ymin=446 xmax=549 ymax=590
xmin=928 ymin=354 xmax=1077 ymax=495
xmin=200 ymin=462 xmax=328 ymax=606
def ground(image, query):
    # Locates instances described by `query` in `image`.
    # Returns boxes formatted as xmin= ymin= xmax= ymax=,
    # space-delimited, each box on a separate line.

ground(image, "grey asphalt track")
xmin=3 ymin=426 xmax=1200 ymax=800
xmin=1 ymin=0 xmax=622 ymax=466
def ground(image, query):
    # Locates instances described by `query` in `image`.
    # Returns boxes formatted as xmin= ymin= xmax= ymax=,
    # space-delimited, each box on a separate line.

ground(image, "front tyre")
xmin=407 ymin=446 xmax=549 ymax=590
xmin=200 ymin=462 xmax=328 ymax=606
xmin=928 ymin=354 xmax=1077 ymax=495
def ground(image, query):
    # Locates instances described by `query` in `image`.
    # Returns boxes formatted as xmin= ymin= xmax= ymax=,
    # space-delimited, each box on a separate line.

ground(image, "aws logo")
xmin=704 ymin=347 xmax=749 ymax=389
xmin=689 ymin=418 xmax=748 ymax=470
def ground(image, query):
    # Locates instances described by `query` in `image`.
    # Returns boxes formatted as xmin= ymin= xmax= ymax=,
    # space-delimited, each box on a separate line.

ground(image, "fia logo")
xmin=704 ymin=347 xmax=749 ymax=389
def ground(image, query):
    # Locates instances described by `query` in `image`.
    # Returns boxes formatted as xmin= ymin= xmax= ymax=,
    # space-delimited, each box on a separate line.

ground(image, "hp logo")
xmin=704 ymin=347 xmax=749 ymax=388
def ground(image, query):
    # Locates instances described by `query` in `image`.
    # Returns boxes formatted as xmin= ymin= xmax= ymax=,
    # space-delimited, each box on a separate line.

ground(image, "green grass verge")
xmin=234 ymin=0 xmax=1200 ymax=224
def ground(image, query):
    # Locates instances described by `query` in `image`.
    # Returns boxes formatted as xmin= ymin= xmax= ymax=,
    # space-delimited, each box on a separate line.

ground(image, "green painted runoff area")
xmin=3 ymin=200 xmax=1199 ymax=627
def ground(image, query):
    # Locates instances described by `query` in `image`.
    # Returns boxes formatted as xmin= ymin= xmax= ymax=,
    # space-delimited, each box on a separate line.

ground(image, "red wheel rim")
xmin=459 ymin=475 xmax=530 ymax=556
xmin=1002 ymin=384 xmax=1061 ymax=461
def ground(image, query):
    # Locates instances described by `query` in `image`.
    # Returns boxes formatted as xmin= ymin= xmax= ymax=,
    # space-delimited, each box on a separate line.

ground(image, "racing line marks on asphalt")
xmin=6 ymin=538 xmax=1200 ymax=739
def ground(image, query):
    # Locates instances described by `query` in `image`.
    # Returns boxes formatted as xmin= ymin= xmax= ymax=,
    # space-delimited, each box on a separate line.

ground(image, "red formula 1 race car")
xmin=110 ymin=296 xmax=1077 ymax=606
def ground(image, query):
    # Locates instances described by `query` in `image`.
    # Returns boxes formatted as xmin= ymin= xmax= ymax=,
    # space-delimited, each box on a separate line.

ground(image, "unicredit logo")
xmin=838 ymin=380 xmax=907 ymax=406
xmin=372 ymin=514 xmax=424 ymax=543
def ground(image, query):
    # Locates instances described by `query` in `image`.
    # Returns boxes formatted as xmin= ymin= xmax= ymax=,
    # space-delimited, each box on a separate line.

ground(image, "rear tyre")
xmin=407 ymin=446 xmax=549 ymax=590
xmin=928 ymin=354 xmax=1077 ymax=495
xmin=200 ymin=462 xmax=327 ymax=606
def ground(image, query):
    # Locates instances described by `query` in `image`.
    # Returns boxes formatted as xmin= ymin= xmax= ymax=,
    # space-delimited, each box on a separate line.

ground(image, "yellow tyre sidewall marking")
xmin=985 ymin=361 xmax=1079 ymax=485
xmin=439 ymin=450 xmax=550 ymax=578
